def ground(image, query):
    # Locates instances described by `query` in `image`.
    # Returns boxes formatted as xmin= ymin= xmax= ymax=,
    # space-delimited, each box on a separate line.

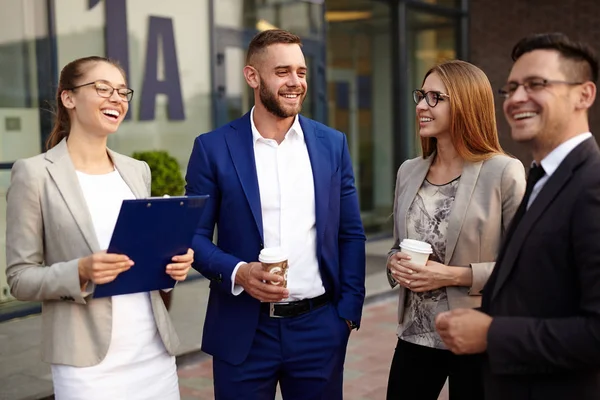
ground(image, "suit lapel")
xmin=399 ymin=156 xmax=433 ymax=240
xmin=109 ymin=150 xmax=147 ymax=199
xmin=445 ymin=161 xmax=483 ymax=264
xmin=222 ymin=113 xmax=331 ymax=247
xmin=300 ymin=116 xmax=330 ymax=259
xmin=225 ymin=113 xmax=264 ymax=240
xmin=45 ymin=139 xmax=101 ymax=253
xmin=490 ymin=138 xmax=596 ymax=301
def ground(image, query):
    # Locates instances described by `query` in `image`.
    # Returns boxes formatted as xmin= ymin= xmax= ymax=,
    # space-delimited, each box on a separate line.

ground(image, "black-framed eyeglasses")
xmin=498 ymin=78 xmax=583 ymax=99
xmin=413 ymin=89 xmax=450 ymax=107
xmin=67 ymin=81 xmax=134 ymax=102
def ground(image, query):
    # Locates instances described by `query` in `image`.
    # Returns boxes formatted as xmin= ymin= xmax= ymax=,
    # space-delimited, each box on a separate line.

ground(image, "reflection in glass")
xmin=326 ymin=0 xmax=393 ymax=232
xmin=407 ymin=10 xmax=457 ymax=156
xmin=0 ymin=0 xmax=45 ymax=164
xmin=215 ymin=0 xmax=323 ymax=38
xmin=414 ymin=0 xmax=460 ymax=8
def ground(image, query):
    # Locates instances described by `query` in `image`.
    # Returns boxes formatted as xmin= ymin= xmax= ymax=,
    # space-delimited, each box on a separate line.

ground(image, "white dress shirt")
xmin=230 ymin=107 xmax=325 ymax=301
xmin=528 ymin=132 xmax=593 ymax=209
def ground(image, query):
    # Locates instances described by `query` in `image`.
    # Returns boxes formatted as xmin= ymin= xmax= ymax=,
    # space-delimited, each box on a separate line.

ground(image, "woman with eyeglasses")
xmin=385 ymin=60 xmax=526 ymax=400
xmin=5 ymin=56 xmax=192 ymax=399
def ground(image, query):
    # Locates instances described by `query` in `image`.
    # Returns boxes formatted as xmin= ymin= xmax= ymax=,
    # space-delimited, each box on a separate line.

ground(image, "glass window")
xmin=54 ymin=0 xmax=213 ymax=169
xmin=406 ymin=10 xmax=457 ymax=156
xmin=414 ymin=0 xmax=460 ymax=8
xmin=215 ymin=0 xmax=323 ymax=39
xmin=326 ymin=0 xmax=393 ymax=232
xmin=0 ymin=0 xmax=51 ymax=303
xmin=223 ymin=46 xmax=252 ymax=122
xmin=0 ymin=0 xmax=46 ymax=163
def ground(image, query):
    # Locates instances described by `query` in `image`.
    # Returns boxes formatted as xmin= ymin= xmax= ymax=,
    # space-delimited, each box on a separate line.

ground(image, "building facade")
xmin=469 ymin=0 xmax=600 ymax=164
xmin=1 ymin=0 xmax=599 ymax=303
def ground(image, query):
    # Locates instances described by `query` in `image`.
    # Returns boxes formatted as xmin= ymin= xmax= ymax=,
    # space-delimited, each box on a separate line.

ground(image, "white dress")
xmin=51 ymin=170 xmax=180 ymax=400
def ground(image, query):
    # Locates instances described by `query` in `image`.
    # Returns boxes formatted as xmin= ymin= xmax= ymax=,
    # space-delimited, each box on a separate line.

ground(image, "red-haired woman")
xmin=386 ymin=60 xmax=526 ymax=400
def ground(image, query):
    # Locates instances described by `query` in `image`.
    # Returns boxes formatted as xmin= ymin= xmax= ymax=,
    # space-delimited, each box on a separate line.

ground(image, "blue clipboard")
xmin=93 ymin=195 xmax=209 ymax=298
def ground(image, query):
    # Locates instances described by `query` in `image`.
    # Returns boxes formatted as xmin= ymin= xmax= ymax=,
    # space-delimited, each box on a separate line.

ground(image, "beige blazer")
xmin=388 ymin=153 xmax=526 ymax=325
xmin=5 ymin=138 xmax=180 ymax=367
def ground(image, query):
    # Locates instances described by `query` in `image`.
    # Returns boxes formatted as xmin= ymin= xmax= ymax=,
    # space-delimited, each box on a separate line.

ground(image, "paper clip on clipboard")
xmin=93 ymin=195 xmax=209 ymax=298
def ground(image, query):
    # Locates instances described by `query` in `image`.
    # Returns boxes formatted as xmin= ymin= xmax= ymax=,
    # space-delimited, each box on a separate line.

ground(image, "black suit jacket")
xmin=481 ymin=137 xmax=600 ymax=400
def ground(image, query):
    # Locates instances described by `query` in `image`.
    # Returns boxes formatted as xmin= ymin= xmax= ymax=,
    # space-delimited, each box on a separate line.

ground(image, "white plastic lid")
xmin=400 ymin=239 xmax=433 ymax=254
xmin=258 ymin=247 xmax=288 ymax=263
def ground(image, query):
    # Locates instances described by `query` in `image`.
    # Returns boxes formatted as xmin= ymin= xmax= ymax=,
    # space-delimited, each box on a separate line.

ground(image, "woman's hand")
xmin=387 ymin=251 xmax=413 ymax=282
xmin=78 ymin=251 xmax=134 ymax=285
xmin=166 ymin=248 xmax=193 ymax=281
xmin=393 ymin=259 xmax=458 ymax=292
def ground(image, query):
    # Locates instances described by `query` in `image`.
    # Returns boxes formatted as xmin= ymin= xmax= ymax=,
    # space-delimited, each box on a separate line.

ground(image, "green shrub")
xmin=132 ymin=150 xmax=185 ymax=197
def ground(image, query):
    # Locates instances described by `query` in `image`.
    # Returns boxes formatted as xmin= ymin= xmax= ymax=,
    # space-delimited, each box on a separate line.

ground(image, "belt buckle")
xmin=269 ymin=302 xmax=289 ymax=318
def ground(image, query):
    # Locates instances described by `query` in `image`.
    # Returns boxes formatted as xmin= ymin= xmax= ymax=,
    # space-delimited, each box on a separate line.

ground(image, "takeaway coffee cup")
xmin=258 ymin=247 xmax=288 ymax=288
xmin=399 ymin=239 xmax=433 ymax=266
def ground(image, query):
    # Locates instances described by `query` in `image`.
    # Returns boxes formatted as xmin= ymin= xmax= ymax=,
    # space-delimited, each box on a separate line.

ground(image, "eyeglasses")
xmin=413 ymin=90 xmax=450 ymax=107
xmin=498 ymin=78 xmax=583 ymax=99
xmin=67 ymin=81 xmax=134 ymax=102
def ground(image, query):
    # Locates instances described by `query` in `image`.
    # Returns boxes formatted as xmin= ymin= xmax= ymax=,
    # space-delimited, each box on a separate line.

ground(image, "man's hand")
xmin=435 ymin=308 xmax=492 ymax=354
xmin=235 ymin=262 xmax=288 ymax=302
xmin=345 ymin=320 xmax=355 ymax=331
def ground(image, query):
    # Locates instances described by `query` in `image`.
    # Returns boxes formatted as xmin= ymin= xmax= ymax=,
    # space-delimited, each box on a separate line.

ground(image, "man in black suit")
xmin=435 ymin=32 xmax=600 ymax=400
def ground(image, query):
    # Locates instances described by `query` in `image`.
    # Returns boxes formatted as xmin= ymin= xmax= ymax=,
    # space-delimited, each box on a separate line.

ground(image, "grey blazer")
xmin=5 ymin=138 xmax=180 ymax=367
xmin=388 ymin=153 xmax=526 ymax=325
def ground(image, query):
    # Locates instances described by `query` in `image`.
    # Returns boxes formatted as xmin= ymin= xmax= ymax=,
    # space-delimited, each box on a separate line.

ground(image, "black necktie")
xmin=483 ymin=163 xmax=546 ymax=309
xmin=512 ymin=164 xmax=546 ymax=227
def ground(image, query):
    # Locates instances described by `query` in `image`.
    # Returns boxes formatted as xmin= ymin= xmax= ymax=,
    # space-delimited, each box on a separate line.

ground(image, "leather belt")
xmin=261 ymin=293 xmax=330 ymax=318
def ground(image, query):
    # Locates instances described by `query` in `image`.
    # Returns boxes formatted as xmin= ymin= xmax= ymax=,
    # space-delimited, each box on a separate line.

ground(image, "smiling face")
xmin=61 ymin=61 xmax=129 ymax=137
xmin=251 ymin=43 xmax=307 ymax=119
xmin=503 ymin=49 xmax=580 ymax=146
xmin=416 ymin=72 xmax=451 ymax=139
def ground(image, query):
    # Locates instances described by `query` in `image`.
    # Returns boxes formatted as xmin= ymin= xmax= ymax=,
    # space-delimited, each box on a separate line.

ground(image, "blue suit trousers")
xmin=213 ymin=303 xmax=351 ymax=400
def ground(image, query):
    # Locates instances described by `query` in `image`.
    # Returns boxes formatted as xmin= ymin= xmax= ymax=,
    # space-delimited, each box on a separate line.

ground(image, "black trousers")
xmin=386 ymin=338 xmax=484 ymax=400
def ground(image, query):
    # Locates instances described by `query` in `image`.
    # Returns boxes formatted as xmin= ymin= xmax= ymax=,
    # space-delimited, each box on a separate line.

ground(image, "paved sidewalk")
xmin=177 ymin=294 xmax=449 ymax=400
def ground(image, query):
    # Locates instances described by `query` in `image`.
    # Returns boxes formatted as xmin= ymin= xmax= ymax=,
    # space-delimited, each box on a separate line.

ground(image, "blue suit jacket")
xmin=185 ymin=112 xmax=366 ymax=365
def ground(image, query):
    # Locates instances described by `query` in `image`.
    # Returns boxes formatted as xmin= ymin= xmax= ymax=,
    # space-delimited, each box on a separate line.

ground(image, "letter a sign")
xmin=88 ymin=0 xmax=185 ymax=121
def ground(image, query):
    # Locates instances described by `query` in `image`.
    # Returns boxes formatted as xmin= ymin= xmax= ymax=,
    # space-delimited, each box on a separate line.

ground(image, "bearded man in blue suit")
xmin=185 ymin=29 xmax=366 ymax=400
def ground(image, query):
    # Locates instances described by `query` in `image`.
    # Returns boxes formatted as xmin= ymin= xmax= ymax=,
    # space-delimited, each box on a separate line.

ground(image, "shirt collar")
xmin=250 ymin=106 xmax=303 ymax=143
xmin=537 ymin=132 xmax=592 ymax=177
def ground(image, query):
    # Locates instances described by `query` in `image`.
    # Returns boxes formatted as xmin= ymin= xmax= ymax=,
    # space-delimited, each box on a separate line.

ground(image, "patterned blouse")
xmin=399 ymin=176 xmax=460 ymax=349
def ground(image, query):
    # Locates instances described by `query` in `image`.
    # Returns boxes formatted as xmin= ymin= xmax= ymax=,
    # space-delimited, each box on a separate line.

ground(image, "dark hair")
xmin=46 ymin=56 xmax=127 ymax=150
xmin=511 ymin=32 xmax=599 ymax=83
xmin=245 ymin=29 xmax=302 ymax=66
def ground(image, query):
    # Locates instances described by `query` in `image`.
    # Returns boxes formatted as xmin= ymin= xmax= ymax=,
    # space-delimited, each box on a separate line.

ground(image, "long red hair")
xmin=419 ymin=60 xmax=504 ymax=161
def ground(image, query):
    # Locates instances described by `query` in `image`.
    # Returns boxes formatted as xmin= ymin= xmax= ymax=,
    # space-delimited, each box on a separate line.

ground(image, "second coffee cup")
xmin=258 ymin=247 xmax=289 ymax=288
xmin=399 ymin=239 xmax=433 ymax=266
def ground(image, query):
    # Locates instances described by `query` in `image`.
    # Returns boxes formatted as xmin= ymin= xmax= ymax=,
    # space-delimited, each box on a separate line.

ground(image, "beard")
xmin=259 ymin=77 xmax=305 ymax=118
